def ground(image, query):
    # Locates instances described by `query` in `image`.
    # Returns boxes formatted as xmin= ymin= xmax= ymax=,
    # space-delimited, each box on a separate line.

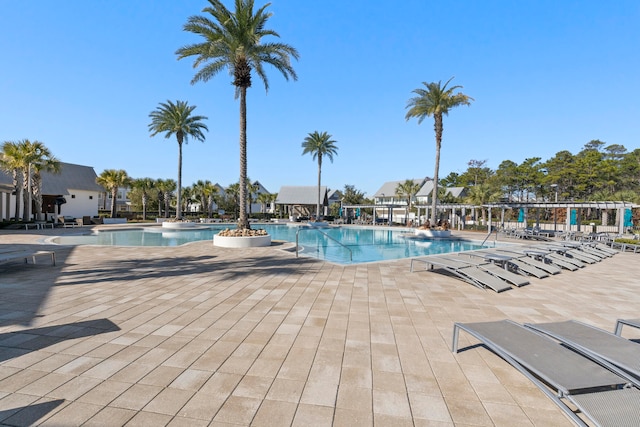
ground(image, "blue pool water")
xmin=53 ymin=224 xmax=494 ymax=264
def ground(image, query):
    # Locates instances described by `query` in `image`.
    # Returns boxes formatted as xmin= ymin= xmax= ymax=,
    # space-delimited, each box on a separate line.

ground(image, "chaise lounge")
xmin=410 ymin=255 xmax=512 ymax=292
xmin=525 ymin=320 xmax=640 ymax=387
xmin=453 ymin=319 xmax=640 ymax=427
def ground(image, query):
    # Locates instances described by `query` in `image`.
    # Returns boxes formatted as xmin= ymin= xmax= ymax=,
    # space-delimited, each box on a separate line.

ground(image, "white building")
xmin=0 ymin=162 xmax=104 ymax=221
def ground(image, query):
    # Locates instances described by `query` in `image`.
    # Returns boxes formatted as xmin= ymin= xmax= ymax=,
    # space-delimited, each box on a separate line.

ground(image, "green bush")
xmin=614 ymin=238 xmax=640 ymax=244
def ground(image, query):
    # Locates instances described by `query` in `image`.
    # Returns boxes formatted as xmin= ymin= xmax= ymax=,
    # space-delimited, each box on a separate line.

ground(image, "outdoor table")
xmin=482 ymin=253 xmax=513 ymax=269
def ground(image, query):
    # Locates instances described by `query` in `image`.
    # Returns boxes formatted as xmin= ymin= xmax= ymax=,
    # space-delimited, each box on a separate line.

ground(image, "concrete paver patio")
xmin=1 ymin=227 xmax=639 ymax=426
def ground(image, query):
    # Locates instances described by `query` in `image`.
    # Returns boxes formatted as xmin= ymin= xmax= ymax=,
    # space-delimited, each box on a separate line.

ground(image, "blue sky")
xmin=2 ymin=1 xmax=639 ymax=197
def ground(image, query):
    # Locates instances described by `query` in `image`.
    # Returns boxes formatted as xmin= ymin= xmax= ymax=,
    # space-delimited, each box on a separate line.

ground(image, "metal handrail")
xmin=481 ymin=227 xmax=499 ymax=247
xmin=296 ymin=227 xmax=353 ymax=262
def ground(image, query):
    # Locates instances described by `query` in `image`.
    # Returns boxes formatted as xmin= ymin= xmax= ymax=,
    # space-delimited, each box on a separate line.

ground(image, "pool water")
xmin=53 ymin=224 xmax=494 ymax=264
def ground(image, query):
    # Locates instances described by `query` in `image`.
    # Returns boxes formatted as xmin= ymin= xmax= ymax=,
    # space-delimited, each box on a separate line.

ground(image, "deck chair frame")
xmin=526 ymin=320 xmax=640 ymax=388
xmin=453 ymin=320 xmax=640 ymax=427
xmin=410 ymin=256 xmax=512 ymax=292
xmin=615 ymin=319 xmax=640 ymax=336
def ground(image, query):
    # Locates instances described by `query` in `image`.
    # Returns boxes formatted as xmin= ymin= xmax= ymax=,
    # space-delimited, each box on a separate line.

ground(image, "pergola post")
xmin=462 ymin=207 xmax=466 ymax=230
xmin=488 ymin=207 xmax=493 ymax=234
xmin=618 ymin=208 xmax=625 ymax=235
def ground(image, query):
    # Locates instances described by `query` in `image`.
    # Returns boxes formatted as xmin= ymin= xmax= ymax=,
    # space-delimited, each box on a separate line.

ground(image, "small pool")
xmin=52 ymin=224 xmax=495 ymax=264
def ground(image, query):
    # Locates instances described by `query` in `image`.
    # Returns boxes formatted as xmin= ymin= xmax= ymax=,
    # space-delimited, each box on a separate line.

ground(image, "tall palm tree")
xmin=176 ymin=0 xmax=299 ymax=230
xmin=301 ymin=131 xmax=338 ymax=218
xmin=96 ymin=169 xmax=130 ymax=219
xmin=395 ymin=179 xmax=421 ymax=225
xmin=406 ymin=77 xmax=473 ymax=224
xmin=0 ymin=141 xmax=27 ymax=221
xmin=148 ymin=100 xmax=208 ymax=220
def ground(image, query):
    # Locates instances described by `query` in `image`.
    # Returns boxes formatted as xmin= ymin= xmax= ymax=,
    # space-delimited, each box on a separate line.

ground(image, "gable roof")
xmin=0 ymin=162 xmax=103 ymax=195
xmin=446 ymin=186 xmax=467 ymax=198
xmin=251 ymin=180 xmax=270 ymax=194
xmin=374 ymin=178 xmax=429 ymax=197
xmin=43 ymin=162 xmax=104 ymax=194
xmin=276 ymin=186 xmax=327 ymax=205
xmin=416 ymin=180 xmax=435 ymax=196
xmin=0 ymin=170 xmax=12 ymax=192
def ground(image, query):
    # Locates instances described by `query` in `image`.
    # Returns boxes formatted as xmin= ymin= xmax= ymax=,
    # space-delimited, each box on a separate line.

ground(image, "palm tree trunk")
xmin=164 ymin=191 xmax=171 ymax=218
xmin=317 ymin=156 xmax=322 ymax=218
xmin=142 ymin=194 xmax=147 ymax=220
xmin=33 ymin=172 xmax=43 ymax=215
xmin=238 ymin=86 xmax=250 ymax=229
xmin=13 ymin=171 xmax=22 ymax=221
xmin=430 ymin=113 xmax=443 ymax=225
xmin=111 ymin=188 xmax=117 ymax=218
xmin=177 ymin=139 xmax=183 ymax=220
xmin=22 ymin=169 xmax=30 ymax=221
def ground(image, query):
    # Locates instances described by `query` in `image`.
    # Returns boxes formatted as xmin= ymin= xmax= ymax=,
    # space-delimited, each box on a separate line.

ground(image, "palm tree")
xmin=0 ymin=139 xmax=59 ymax=221
xmin=176 ymin=0 xmax=299 ymax=230
xmin=395 ymin=179 xmax=421 ymax=225
xmin=406 ymin=77 xmax=473 ymax=224
xmin=25 ymin=141 xmax=60 ymax=219
xmin=181 ymin=185 xmax=196 ymax=217
xmin=0 ymin=141 xmax=27 ymax=221
xmin=465 ymin=183 xmax=501 ymax=226
xmin=155 ymin=179 xmax=177 ymax=218
xmin=301 ymin=131 xmax=338 ymax=219
xmin=225 ymin=182 xmax=241 ymax=220
xmin=96 ymin=169 xmax=131 ymax=219
xmin=148 ymin=100 xmax=208 ymax=220
xmin=200 ymin=181 xmax=219 ymax=218
xmin=257 ymin=192 xmax=271 ymax=214
xmin=246 ymin=179 xmax=260 ymax=216
xmin=192 ymin=180 xmax=209 ymax=215
xmin=131 ymin=178 xmax=155 ymax=220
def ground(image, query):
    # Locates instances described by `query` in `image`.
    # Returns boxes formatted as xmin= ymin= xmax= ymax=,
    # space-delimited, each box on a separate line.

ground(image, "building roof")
xmin=0 ymin=171 xmax=12 ymax=192
xmin=446 ymin=186 xmax=467 ymax=198
xmin=43 ymin=162 xmax=104 ymax=194
xmin=276 ymin=186 xmax=327 ymax=205
xmin=374 ymin=178 xmax=429 ymax=197
xmin=0 ymin=162 xmax=103 ymax=195
xmin=252 ymin=180 xmax=270 ymax=195
xmin=416 ymin=180 xmax=435 ymax=197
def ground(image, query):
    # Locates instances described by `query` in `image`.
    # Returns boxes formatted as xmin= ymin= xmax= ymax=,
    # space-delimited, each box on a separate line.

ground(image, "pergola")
xmin=341 ymin=203 xmax=479 ymax=227
xmin=341 ymin=201 xmax=637 ymax=233
xmin=484 ymin=201 xmax=637 ymax=234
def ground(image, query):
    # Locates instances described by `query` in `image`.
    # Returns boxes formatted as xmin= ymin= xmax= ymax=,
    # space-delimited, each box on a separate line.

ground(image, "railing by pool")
xmin=295 ymin=227 xmax=353 ymax=263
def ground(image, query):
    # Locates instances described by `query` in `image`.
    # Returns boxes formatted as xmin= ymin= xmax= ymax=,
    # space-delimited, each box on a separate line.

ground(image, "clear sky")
xmin=2 ymin=1 xmax=639 ymax=197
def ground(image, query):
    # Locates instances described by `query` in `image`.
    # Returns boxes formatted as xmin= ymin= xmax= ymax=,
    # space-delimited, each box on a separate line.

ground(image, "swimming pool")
xmin=52 ymin=224 xmax=495 ymax=264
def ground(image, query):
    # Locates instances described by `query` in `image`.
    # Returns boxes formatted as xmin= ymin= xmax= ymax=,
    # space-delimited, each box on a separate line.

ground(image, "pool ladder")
xmin=481 ymin=227 xmax=499 ymax=247
xmin=295 ymin=228 xmax=353 ymax=262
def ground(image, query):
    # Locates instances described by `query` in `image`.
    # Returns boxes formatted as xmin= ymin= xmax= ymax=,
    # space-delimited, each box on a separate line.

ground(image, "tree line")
xmin=441 ymin=140 xmax=640 ymax=205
